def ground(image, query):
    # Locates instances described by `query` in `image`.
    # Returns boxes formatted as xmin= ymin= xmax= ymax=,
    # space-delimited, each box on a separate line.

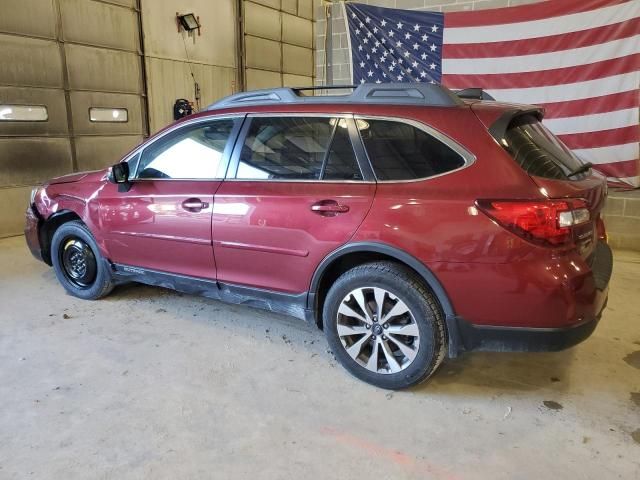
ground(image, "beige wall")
xmin=0 ymin=0 xmax=315 ymax=236
xmin=243 ymin=0 xmax=314 ymax=90
xmin=141 ymin=0 xmax=239 ymax=133
xmin=0 ymin=0 xmax=146 ymax=237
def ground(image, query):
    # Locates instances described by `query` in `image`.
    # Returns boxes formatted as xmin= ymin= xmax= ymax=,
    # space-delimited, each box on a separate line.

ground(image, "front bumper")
xmin=24 ymin=205 xmax=44 ymax=262
xmin=452 ymin=241 xmax=613 ymax=353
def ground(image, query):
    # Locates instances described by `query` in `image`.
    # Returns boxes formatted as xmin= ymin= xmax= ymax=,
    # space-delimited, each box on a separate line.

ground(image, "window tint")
xmin=501 ymin=115 xmax=584 ymax=180
xmin=358 ymin=119 xmax=465 ymax=181
xmin=236 ymin=117 xmax=361 ymax=181
xmin=136 ymin=119 xmax=234 ymax=179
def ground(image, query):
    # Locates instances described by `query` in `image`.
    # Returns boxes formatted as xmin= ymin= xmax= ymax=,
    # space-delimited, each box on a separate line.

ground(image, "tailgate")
xmin=477 ymin=105 xmax=609 ymax=260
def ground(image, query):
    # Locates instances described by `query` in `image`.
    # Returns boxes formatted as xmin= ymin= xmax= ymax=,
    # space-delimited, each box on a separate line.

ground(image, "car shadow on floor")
xmin=427 ymin=350 xmax=575 ymax=393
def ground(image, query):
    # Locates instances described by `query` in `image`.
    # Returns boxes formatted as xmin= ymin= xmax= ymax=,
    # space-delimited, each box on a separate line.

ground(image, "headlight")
xmin=30 ymin=187 xmax=40 ymax=205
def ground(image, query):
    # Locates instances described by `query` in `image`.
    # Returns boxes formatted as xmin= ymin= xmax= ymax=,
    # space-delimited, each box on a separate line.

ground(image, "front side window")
xmin=136 ymin=119 xmax=234 ymax=180
xmin=236 ymin=116 xmax=362 ymax=181
xmin=358 ymin=119 xmax=465 ymax=181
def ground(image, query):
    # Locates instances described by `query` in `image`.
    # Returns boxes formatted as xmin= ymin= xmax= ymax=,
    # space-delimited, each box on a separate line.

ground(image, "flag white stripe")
xmin=444 ymin=2 xmax=639 ymax=44
xmin=610 ymin=175 xmax=640 ymax=184
xmin=443 ymin=36 xmax=639 ymax=74
xmin=485 ymin=72 xmax=640 ymax=104
xmin=573 ymin=143 xmax=640 ymax=164
xmin=542 ymin=108 xmax=639 ymax=135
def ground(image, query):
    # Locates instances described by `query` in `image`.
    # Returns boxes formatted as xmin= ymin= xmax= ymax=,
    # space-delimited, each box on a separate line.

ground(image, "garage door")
xmin=242 ymin=0 xmax=314 ymax=90
xmin=0 ymin=0 xmax=147 ymax=237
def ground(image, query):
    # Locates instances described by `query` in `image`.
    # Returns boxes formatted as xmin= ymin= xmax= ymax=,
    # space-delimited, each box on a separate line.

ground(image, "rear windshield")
xmin=500 ymin=114 xmax=585 ymax=180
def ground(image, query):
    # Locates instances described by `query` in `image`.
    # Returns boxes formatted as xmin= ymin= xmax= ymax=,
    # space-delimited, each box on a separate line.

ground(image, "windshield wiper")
xmin=567 ymin=162 xmax=593 ymax=178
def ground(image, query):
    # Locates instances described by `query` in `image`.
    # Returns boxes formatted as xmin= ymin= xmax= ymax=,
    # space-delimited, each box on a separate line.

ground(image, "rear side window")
xmin=236 ymin=117 xmax=362 ymax=181
xmin=500 ymin=114 xmax=584 ymax=180
xmin=357 ymin=119 xmax=465 ymax=181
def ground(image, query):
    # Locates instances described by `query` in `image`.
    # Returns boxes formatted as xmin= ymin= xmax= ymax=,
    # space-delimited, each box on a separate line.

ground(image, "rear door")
xmin=212 ymin=114 xmax=375 ymax=293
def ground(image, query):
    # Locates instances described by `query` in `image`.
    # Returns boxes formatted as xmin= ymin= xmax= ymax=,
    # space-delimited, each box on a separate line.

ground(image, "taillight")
xmin=476 ymin=199 xmax=590 ymax=247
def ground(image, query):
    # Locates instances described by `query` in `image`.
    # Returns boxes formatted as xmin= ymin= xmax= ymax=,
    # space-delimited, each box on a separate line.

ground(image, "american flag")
xmin=345 ymin=1 xmax=640 ymax=188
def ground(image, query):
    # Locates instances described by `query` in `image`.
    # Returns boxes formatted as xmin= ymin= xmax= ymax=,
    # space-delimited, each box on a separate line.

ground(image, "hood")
xmin=47 ymin=169 xmax=107 ymax=185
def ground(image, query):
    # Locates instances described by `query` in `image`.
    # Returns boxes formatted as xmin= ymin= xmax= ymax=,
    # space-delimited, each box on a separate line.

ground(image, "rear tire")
xmin=323 ymin=261 xmax=446 ymax=390
xmin=51 ymin=220 xmax=114 ymax=300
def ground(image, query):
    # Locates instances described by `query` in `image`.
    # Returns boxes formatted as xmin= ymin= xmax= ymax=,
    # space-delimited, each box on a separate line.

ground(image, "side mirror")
xmin=109 ymin=162 xmax=132 ymax=192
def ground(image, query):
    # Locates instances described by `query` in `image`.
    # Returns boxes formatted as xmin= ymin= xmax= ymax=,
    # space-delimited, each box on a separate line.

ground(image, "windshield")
xmin=500 ymin=114 xmax=586 ymax=180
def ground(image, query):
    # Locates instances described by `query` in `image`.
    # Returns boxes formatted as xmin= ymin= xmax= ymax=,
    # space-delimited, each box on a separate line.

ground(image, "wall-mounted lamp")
xmin=176 ymin=13 xmax=201 ymax=35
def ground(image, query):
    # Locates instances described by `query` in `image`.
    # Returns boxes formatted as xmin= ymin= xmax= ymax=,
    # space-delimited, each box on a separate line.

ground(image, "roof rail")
xmin=455 ymin=88 xmax=495 ymax=101
xmin=207 ymin=83 xmax=464 ymax=110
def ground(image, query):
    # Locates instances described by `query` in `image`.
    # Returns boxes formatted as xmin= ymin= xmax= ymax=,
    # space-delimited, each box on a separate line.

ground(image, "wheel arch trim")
xmin=309 ymin=242 xmax=454 ymax=315
xmin=38 ymin=209 xmax=84 ymax=265
xmin=308 ymin=242 xmax=461 ymax=356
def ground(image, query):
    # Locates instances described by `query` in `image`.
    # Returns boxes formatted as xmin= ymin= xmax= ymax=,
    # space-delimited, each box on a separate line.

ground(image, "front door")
xmin=97 ymin=117 xmax=241 ymax=280
xmin=212 ymin=115 xmax=375 ymax=293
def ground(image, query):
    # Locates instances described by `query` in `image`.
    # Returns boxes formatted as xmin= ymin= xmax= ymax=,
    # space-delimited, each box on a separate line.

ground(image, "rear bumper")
xmin=450 ymin=241 xmax=613 ymax=354
xmin=454 ymin=299 xmax=605 ymax=352
xmin=24 ymin=205 xmax=44 ymax=262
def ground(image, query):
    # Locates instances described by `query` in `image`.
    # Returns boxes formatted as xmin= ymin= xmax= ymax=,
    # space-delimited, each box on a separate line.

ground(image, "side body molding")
xmin=307 ymin=242 xmax=461 ymax=357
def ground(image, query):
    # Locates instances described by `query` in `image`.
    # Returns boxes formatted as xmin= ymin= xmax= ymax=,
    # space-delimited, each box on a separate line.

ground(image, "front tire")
xmin=323 ymin=261 xmax=446 ymax=390
xmin=51 ymin=220 xmax=114 ymax=300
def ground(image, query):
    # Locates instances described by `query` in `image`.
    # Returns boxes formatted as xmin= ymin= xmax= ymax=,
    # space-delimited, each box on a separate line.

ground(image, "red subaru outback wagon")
xmin=25 ymin=84 xmax=612 ymax=389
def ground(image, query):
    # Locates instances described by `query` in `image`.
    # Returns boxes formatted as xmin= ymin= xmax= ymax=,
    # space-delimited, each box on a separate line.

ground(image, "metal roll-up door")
xmin=0 ymin=0 xmax=147 ymax=237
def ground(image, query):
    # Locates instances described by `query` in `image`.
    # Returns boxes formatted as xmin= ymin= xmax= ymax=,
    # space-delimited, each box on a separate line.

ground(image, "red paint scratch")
xmin=321 ymin=426 xmax=461 ymax=480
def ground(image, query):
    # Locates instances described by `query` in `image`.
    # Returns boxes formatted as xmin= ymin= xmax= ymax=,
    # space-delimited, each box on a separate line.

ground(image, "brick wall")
xmin=602 ymin=190 xmax=640 ymax=251
xmin=314 ymin=0 xmax=543 ymax=86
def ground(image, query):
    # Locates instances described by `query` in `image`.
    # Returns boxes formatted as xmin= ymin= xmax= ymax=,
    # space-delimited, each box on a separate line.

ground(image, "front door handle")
xmin=182 ymin=198 xmax=209 ymax=212
xmin=310 ymin=200 xmax=350 ymax=217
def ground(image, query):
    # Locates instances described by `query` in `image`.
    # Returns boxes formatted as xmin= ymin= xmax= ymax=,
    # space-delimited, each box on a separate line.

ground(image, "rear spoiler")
xmin=488 ymin=107 xmax=544 ymax=141
xmin=455 ymin=88 xmax=495 ymax=100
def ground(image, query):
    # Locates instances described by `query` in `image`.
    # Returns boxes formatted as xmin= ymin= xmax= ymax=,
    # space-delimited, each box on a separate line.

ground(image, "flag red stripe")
xmin=442 ymin=54 xmax=639 ymax=90
xmin=443 ymin=18 xmax=640 ymax=59
xmin=592 ymin=159 xmax=639 ymax=178
xmin=538 ymin=90 xmax=639 ymax=118
xmin=445 ymin=0 xmax=628 ymax=28
xmin=557 ymin=126 xmax=640 ymax=150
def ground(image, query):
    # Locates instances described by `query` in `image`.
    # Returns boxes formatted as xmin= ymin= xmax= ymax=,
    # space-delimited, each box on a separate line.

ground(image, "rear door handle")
xmin=311 ymin=200 xmax=350 ymax=217
xmin=182 ymin=198 xmax=209 ymax=212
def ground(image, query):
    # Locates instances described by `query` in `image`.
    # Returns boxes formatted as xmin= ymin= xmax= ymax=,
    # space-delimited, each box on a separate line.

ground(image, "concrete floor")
xmin=0 ymin=236 xmax=638 ymax=480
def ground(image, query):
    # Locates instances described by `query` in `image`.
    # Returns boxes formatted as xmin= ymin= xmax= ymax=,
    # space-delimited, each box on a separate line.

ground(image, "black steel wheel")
xmin=51 ymin=220 xmax=114 ymax=300
xmin=60 ymin=237 xmax=97 ymax=288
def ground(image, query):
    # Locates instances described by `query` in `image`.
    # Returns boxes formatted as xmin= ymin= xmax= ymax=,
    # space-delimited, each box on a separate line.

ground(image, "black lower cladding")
xmin=24 ymin=205 xmax=44 ymax=262
xmin=454 ymin=311 xmax=603 ymax=353
xmin=111 ymin=241 xmax=613 ymax=353
xmin=589 ymin=240 xmax=614 ymax=291
xmin=111 ymin=264 xmax=313 ymax=322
